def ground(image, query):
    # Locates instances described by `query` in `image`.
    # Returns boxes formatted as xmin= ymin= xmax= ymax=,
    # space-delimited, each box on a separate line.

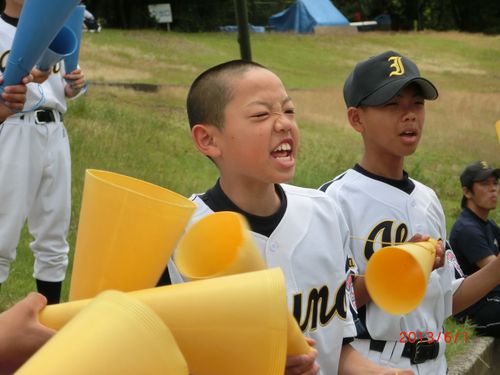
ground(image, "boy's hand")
xmin=31 ymin=68 xmax=51 ymax=84
xmin=0 ymin=292 xmax=55 ymax=372
xmin=285 ymin=337 xmax=320 ymax=375
xmin=408 ymin=233 xmax=444 ymax=270
xmin=0 ymin=74 xmax=33 ymax=113
xmin=64 ymin=68 xmax=86 ymax=97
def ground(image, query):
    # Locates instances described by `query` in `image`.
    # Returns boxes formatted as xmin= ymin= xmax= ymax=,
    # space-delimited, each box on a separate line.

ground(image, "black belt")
xmin=370 ymin=339 xmax=439 ymax=364
xmin=21 ymin=109 xmax=63 ymax=124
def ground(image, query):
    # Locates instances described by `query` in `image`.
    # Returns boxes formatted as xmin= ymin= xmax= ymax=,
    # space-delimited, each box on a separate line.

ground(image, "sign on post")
xmin=148 ymin=3 xmax=173 ymax=30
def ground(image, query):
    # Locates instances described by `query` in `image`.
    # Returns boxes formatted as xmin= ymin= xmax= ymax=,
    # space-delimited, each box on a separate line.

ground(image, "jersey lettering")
xmin=0 ymin=50 xmax=9 ymax=73
xmin=364 ymin=221 xmax=409 ymax=260
xmin=293 ymin=282 xmax=347 ymax=332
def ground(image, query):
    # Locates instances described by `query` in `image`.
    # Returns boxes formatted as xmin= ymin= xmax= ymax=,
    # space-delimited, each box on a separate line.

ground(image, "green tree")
xmin=81 ymin=0 xmax=499 ymax=33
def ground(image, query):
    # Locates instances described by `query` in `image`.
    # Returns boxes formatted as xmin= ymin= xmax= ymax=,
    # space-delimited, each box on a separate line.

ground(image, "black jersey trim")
xmin=200 ymin=179 xmax=287 ymax=237
xmin=1 ymin=13 xmax=18 ymax=27
xmin=354 ymin=164 xmax=415 ymax=194
xmin=319 ymin=171 xmax=347 ymax=192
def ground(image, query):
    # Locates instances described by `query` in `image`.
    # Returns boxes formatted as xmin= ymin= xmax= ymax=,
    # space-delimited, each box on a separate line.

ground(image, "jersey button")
xmin=270 ymin=242 xmax=279 ymax=252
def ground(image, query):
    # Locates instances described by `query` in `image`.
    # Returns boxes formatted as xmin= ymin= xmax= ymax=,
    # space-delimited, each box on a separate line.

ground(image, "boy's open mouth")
xmin=399 ymin=129 xmax=418 ymax=142
xmin=271 ymin=142 xmax=292 ymax=159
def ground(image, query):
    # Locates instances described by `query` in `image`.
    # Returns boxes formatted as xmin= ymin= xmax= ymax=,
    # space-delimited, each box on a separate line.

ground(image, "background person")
xmin=449 ymin=161 xmax=500 ymax=337
xmin=0 ymin=0 xmax=86 ymax=304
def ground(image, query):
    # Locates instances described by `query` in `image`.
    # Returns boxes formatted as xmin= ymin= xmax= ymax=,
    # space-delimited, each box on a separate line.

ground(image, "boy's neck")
xmin=359 ymin=154 xmax=405 ymax=180
xmin=219 ymin=177 xmax=281 ymax=217
xmin=3 ymin=3 xmax=21 ymax=18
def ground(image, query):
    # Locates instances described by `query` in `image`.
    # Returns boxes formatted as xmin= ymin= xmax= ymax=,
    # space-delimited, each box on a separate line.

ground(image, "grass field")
xmin=1 ymin=29 xmax=499 ymax=361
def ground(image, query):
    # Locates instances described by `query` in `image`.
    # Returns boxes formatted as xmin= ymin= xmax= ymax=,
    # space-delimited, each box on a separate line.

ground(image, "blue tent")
xmin=269 ymin=0 xmax=349 ymax=34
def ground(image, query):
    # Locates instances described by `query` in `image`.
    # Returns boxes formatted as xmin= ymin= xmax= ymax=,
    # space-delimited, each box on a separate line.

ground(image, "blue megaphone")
xmin=36 ymin=26 xmax=77 ymax=72
xmin=63 ymin=5 xmax=86 ymax=75
xmin=0 ymin=0 xmax=79 ymax=92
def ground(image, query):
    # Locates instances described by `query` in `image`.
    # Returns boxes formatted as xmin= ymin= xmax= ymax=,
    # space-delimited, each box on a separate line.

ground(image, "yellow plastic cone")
xmin=175 ymin=211 xmax=311 ymax=355
xmin=69 ymin=169 xmax=196 ymax=301
xmin=39 ymin=269 xmax=288 ymax=375
xmin=19 ymin=290 xmax=188 ymax=374
xmin=365 ymin=239 xmax=437 ymax=315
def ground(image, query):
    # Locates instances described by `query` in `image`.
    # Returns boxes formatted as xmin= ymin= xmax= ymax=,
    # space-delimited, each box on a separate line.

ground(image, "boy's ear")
xmin=191 ymin=124 xmax=222 ymax=158
xmin=347 ymin=107 xmax=365 ymax=134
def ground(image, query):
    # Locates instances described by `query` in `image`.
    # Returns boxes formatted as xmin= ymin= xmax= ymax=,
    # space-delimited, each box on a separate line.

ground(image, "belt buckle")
xmin=34 ymin=109 xmax=48 ymax=124
xmin=410 ymin=339 xmax=437 ymax=365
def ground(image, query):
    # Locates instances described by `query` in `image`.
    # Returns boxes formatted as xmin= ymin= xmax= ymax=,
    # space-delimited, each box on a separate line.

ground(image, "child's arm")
xmin=452 ymin=254 xmax=500 ymax=314
xmin=338 ymin=344 xmax=414 ymax=374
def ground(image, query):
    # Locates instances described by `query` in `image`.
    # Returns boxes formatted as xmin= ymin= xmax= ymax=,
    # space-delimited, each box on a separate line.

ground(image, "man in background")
xmin=450 ymin=161 xmax=500 ymax=337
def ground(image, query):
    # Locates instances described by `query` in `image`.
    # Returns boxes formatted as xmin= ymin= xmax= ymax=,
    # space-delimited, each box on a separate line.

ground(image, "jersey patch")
xmin=446 ymin=249 xmax=464 ymax=278
xmin=346 ymin=272 xmax=358 ymax=313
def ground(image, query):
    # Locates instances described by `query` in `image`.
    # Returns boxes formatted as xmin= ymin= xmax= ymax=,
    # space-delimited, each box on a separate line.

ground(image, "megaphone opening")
xmin=49 ymin=26 xmax=77 ymax=56
xmin=69 ymin=169 xmax=196 ymax=301
xmin=175 ymin=212 xmax=245 ymax=278
xmin=365 ymin=247 xmax=427 ymax=315
xmin=88 ymin=169 xmax=191 ymax=206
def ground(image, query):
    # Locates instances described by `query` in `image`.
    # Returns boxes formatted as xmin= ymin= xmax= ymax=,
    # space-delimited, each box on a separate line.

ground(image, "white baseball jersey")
xmin=0 ymin=14 xmax=71 ymax=283
xmin=169 ymin=183 xmax=358 ymax=375
xmin=321 ymin=166 xmax=464 ymax=374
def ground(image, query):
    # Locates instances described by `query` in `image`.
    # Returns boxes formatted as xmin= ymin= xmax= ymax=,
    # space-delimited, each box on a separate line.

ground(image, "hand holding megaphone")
xmin=365 ymin=237 xmax=439 ymax=315
xmin=0 ymin=0 xmax=80 ymax=92
xmin=20 ymin=291 xmax=189 ymax=375
xmin=0 ymin=74 xmax=33 ymax=112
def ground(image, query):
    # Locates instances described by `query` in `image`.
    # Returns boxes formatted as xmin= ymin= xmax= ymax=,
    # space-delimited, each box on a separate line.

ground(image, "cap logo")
xmin=480 ymin=161 xmax=489 ymax=169
xmin=388 ymin=56 xmax=405 ymax=77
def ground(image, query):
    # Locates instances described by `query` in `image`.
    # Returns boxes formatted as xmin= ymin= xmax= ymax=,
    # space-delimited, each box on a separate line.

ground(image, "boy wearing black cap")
xmin=449 ymin=161 xmax=500 ymax=337
xmin=320 ymin=51 xmax=500 ymax=373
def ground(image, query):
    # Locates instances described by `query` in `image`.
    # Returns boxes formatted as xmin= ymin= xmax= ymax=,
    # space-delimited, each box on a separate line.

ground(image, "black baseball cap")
xmin=343 ymin=50 xmax=438 ymax=107
xmin=460 ymin=161 xmax=500 ymax=208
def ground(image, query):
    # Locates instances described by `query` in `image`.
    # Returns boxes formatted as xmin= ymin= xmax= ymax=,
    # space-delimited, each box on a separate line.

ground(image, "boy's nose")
xmin=402 ymin=110 xmax=417 ymax=122
xmin=274 ymin=113 xmax=293 ymax=131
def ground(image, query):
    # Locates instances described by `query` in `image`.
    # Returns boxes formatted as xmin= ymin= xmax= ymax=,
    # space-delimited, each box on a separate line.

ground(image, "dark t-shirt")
xmin=449 ymin=208 xmax=500 ymax=275
xmin=449 ymin=207 xmax=500 ymax=315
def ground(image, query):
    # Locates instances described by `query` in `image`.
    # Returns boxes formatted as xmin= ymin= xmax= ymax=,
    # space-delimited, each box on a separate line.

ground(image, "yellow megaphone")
xmin=19 ymin=290 xmax=188 ymax=374
xmin=40 ymin=269 xmax=288 ymax=375
xmin=175 ymin=211 xmax=312 ymax=356
xmin=365 ymin=239 xmax=437 ymax=315
xmin=69 ymin=169 xmax=196 ymax=301
xmin=496 ymin=120 xmax=500 ymax=143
